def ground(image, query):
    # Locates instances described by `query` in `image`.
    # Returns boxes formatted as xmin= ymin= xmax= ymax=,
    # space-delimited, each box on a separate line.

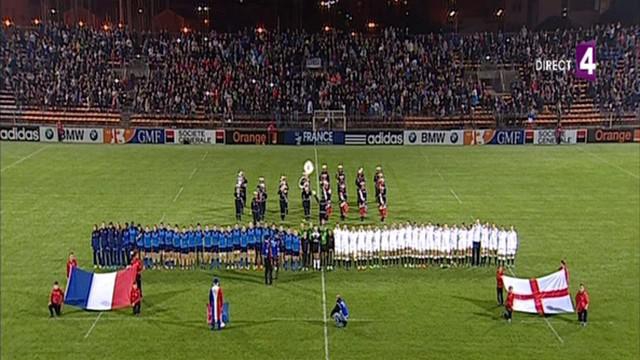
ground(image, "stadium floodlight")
xmin=138 ymin=8 xmax=143 ymax=14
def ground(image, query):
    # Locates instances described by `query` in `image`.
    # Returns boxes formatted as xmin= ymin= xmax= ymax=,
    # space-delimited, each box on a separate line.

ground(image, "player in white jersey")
xmin=489 ymin=224 xmax=499 ymax=266
xmin=348 ymin=226 xmax=358 ymax=270
xmin=497 ymin=226 xmax=508 ymax=266
xmin=456 ymin=224 xmax=467 ymax=265
xmin=449 ymin=224 xmax=459 ymax=266
xmin=433 ymin=225 xmax=442 ymax=265
xmin=380 ymin=225 xmax=389 ymax=267
xmin=507 ymin=226 xmax=518 ymax=266
xmin=425 ymin=223 xmax=434 ymax=263
xmin=373 ymin=226 xmax=381 ymax=268
xmin=398 ymin=224 xmax=408 ymax=267
xmin=442 ymin=224 xmax=452 ymax=265
xmin=465 ymin=223 xmax=474 ymax=264
xmin=418 ymin=225 xmax=427 ymax=268
xmin=365 ymin=226 xmax=374 ymax=268
xmin=410 ymin=224 xmax=420 ymax=268
xmin=480 ymin=222 xmax=490 ymax=266
xmin=333 ymin=225 xmax=342 ymax=265
xmin=356 ymin=226 xmax=366 ymax=270
xmin=388 ymin=224 xmax=397 ymax=265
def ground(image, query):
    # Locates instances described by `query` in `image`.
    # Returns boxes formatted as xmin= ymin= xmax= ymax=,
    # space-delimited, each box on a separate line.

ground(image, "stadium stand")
xmin=1 ymin=24 xmax=638 ymax=129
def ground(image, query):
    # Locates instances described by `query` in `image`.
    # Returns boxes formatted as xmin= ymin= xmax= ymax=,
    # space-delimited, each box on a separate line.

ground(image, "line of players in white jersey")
xmin=332 ymin=220 xmax=518 ymax=269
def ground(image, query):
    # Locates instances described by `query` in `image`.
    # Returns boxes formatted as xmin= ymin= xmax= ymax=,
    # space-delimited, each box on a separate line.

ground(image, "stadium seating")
xmin=1 ymin=24 xmax=638 ymax=129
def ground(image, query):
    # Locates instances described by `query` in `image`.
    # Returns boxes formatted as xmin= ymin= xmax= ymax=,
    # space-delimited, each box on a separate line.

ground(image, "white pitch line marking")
xmin=1 ymin=145 xmax=49 ymax=172
xmin=201 ymin=150 xmax=209 ymax=161
xmin=172 ymin=187 xmax=184 ymax=202
xmin=449 ymin=189 xmax=462 ymax=204
xmin=83 ymin=312 xmax=103 ymax=339
xmin=321 ymin=270 xmax=330 ymax=360
xmin=188 ymin=168 xmax=198 ymax=180
xmin=576 ymin=146 xmax=639 ymax=179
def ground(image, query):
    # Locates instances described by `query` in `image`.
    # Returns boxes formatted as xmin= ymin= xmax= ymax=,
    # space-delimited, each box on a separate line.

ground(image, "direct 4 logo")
xmin=576 ymin=41 xmax=597 ymax=81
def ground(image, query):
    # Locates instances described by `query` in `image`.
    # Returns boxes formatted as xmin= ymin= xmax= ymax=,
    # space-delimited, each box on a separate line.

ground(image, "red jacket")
xmin=496 ymin=269 xmax=504 ymax=289
xmin=505 ymin=292 xmax=515 ymax=311
xmin=50 ymin=288 xmax=64 ymax=305
xmin=575 ymin=290 xmax=589 ymax=312
xmin=66 ymin=259 xmax=77 ymax=278
xmin=130 ymin=287 xmax=142 ymax=305
xmin=132 ymin=258 xmax=144 ymax=275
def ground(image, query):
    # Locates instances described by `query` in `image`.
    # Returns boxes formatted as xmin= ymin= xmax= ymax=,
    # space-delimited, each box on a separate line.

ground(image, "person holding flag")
xmin=575 ymin=284 xmax=590 ymax=327
xmin=66 ymin=252 xmax=77 ymax=279
xmin=503 ymin=286 xmax=514 ymax=323
xmin=130 ymin=282 xmax=142 ymax=316
xmin=48 ymin=281 xmax=64 ymax=318
xmin=208 ymin=278 xmax=225 ymax=330
xmin=496 ymin=265 xmax=505 ymax=305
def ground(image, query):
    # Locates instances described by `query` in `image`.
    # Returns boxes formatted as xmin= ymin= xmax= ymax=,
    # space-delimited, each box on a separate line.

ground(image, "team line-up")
xmin=90 ymin=220 xmax=519 ymax=271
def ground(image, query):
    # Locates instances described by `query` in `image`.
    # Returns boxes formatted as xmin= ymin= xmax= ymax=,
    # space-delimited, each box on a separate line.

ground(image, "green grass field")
xmin=1 ymin=142 xmax=639 ymax=360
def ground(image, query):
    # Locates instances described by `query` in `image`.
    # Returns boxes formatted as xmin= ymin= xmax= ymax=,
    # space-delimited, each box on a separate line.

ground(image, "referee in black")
xmin=263 ymin=235 xmax=274 ymax=285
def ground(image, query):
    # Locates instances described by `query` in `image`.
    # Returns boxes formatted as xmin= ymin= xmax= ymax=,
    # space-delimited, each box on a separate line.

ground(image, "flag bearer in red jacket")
xmin=503 ymin=286 xmax=514 ymax=323
xmin=576 ymin=284 xmax=590 ymax=327
xmin=66 ymin=252 xmax=78 ymax=278
xmin=48 ymin=281 xmax=64 ymax=317
xmin=496 ymin=265 xmax=505 ymax=305
xmin=130 ymin=283 xmax=142 ymax=316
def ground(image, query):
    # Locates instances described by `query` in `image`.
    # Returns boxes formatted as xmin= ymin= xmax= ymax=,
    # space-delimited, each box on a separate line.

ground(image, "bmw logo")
xmin=90 ymin=130 xmax=98 ymax=141
xmin=450 ymin=132 xmax=459 ymax=143
xmin=45 ymin=129 xmax=54 ymax=140
xmin=408 ymin=132 xmax=417 ymax=143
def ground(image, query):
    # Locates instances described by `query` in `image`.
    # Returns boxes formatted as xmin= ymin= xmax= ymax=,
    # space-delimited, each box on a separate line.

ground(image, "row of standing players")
xmin=234 ymin=165 xmax=388 ymax=225
xmin=90 ymin=221 xmax=515 ymax=272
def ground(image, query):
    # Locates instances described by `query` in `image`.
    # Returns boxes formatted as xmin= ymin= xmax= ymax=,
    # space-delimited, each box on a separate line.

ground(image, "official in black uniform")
xmin=300 ymin=223 xmax=310 ymax=271
xmin=263 ymin=236 xmax=273 ymax=285
xmin=314 ymin=191 xmax=329 ymax=225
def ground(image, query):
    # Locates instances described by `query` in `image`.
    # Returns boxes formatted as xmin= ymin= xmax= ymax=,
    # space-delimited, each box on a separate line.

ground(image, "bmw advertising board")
xmin=40 ymin=126 xmax=103 ymax=143
xmin=403 ymin=130 xmax=463 ymax=145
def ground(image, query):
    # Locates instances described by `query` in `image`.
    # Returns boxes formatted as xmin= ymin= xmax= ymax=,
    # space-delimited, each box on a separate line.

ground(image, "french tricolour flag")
xmin=502 ymin=268 xmax=574 ymax=315
xmin=65 ymin=267 xmax=136 ymax=311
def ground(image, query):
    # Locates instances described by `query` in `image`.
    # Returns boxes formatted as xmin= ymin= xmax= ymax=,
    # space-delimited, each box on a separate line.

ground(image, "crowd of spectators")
xmin=1 ymin=23 xmax=638 ymax=119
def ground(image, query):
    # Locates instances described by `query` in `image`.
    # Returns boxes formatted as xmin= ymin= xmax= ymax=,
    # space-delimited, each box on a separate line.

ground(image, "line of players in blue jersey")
xmin=90 ymin=221 xmax=306 ymax=271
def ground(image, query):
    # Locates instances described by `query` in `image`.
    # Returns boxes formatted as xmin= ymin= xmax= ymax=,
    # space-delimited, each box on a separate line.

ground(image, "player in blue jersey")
xmin=105 ymin=222 xmax=116 ymax=268
xmin=254 ymin=223 xmax=263 ymax=270
xmin=203 ymin=225 xmax=213 ymax=268
xmin=240 ymin=225 xmax=249 ymax=269
xmin=162 ymin=225 xmax=172 ymax=269
xmin=292 ymin=230 xmax=301 ymax=271
xmin=270 ymin=233 xmax=280 ymax=279
xmin=114 ymin=223 xmax=124 ymax=267
xmin=142 ymin=226 xmax=152 ymax=268
xmin=179 ymin=226 xmax=189 ymax=269
xmin=195 ymin=223 xmax=204 ymax=268
xmin=284 ymin=229 xmax=293 ymax=271
xmin=222 ymin=226 xmax=233 ymax=269
xmin=185 ymin=225 xmax=195 ymax=269
xmin=150 ymin=225 xmax=160 ymax=269
xmin=122 ymin=223 xmax=132 ymax=266
xmin=231 ymin=224 xmax=241 ymax=269
xmin=246 ymin=223 xmax=256 ymax=270
xmin=157 ymin=223 xmax=166 ymax=268
xmin=91 ymin=224 xmax=100 ymax=269
xmin=135 ymin=224 xmax=144 ymax=253
xmin=211 ymin=226 xmax=221 ymax=269
xmin=171 ymin=225 xmax=181 ymax=269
